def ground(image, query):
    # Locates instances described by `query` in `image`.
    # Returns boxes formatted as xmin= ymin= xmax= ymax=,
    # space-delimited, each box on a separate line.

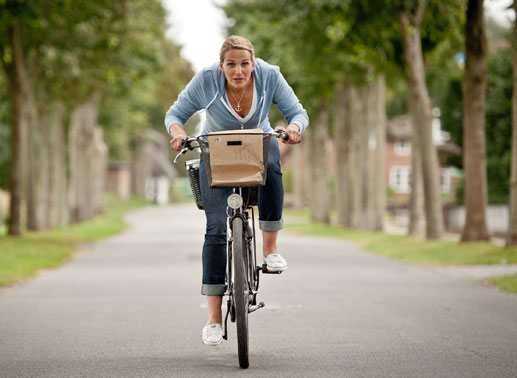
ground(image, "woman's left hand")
xmin=282 ymin=124 xmax=302 ymax=144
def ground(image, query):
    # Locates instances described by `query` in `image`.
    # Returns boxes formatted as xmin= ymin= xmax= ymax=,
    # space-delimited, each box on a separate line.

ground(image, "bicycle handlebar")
xmin=272 ymin=129 xmax=289 ymax=141
xmin=173 ymin=131 xmax=289 ymax=164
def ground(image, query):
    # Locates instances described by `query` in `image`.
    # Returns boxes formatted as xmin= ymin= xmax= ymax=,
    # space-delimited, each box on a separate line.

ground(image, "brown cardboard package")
xmin=207 ymin=129 xmax=266 ymax=188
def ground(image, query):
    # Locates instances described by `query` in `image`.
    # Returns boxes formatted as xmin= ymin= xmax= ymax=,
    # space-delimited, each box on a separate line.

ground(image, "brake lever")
xmin=173 ymin=149 xmax=188 ymax=164
xmin=173 ymin=136 xmax=198 ymax=164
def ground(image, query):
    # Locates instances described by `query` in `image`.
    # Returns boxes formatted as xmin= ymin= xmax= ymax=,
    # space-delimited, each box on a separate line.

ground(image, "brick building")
xmin=386 ymin=114 xmax=462 ymax=203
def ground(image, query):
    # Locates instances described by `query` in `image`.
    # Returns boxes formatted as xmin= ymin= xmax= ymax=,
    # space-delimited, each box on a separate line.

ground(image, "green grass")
xmin=0 ymin=196 xmax=150 ymax=287
xmin=487 ymin=275 xmax=517 ymax=294
xmin=284 ymin=210 xmax=517 ymax=266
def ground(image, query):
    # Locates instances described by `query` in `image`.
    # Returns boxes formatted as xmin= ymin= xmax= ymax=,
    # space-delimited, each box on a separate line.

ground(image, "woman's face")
xmin=220 ymin=49 xmax=255 ymax=91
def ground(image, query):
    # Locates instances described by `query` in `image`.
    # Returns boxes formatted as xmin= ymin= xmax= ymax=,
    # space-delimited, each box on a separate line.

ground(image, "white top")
xmin=221 ymin=81 xmax=258 ymax=125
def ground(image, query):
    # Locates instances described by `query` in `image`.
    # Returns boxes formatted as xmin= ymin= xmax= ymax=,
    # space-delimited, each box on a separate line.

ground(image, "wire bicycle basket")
xmin=185 ymin=159 xmax=204 ymax=210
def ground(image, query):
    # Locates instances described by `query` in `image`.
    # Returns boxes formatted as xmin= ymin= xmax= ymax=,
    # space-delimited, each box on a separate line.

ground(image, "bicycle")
xmin=174 ymin=129 xmax=288 ymax=369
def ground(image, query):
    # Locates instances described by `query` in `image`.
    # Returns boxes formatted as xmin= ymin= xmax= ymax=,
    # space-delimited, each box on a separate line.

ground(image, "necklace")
xmin=228 ymin=78 xmax=250 ymax=112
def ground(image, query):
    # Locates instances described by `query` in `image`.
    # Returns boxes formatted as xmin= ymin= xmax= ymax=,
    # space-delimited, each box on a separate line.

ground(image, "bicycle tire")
xmin=232 ymin=217 xmax=249 ymax=369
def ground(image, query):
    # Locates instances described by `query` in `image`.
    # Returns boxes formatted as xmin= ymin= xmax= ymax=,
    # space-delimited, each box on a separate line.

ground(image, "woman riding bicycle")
xmin=165 ymin=35 xmax=309 ymax=346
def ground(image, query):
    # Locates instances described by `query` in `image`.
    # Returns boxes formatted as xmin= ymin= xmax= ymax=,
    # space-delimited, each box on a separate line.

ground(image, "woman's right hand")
xmin=169 ymin=124 xmax=187 ymax=151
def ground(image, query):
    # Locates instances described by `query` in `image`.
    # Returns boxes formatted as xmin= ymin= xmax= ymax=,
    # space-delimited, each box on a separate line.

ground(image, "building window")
xmin=389 ymin=166 xmax=411 ymax=194
xmin=394 ymin=140 xmax=411 ymax=156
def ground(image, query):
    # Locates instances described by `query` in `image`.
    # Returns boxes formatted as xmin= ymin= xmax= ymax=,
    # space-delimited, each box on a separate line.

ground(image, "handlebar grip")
xmin=281 ymin=132 xmax=289 ymax=142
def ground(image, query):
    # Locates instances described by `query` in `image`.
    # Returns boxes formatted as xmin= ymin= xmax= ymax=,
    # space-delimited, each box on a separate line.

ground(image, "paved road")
xmin=1 ymin=204 xmax=517 ymax=378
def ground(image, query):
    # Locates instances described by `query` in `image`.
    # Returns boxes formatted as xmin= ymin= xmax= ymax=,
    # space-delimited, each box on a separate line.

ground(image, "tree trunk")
xmin=37 ymin=93 xmax=51 ymax=230
xmin=351 ymin=77 xmax=388 ymax=232
xmin=309 ymin=103 xmax=331 ymax=223
xmin=92 ymin=127 xmax=108 ymax=215
xmin=357 ymin=86 xmax=369 ymax=229
xmin=408 ymin=95 xmax=425 ymax=236
xmin=68 ymin=103 xmax=92 ymax=223
xmin=372 ymin=76 xmax=386 ymax=231
xmin=335 ymin=84 xmax=351 ymax=227
xmin=350 ymin=84 xmax=378 ymax=230
xmin=507 ymin=0 xmax=517 ymax=246
xmin=400 ymin=8 xmax=444 ymax=239
xmin=461 ymin=0 xmax=490 ymax=242
xmin=4 ymin=21 xmax=29 ymax=235
xmin=26 ymin=88 xmax=41 ymax=230
xmin=349 ymin=85 xmax=364 ymax=228
xmin=362 ymin=84 xmax=375 ymax=230
xmin=49 ymin=102 xmax=69 ymax=227
xmin=26 ymin=84 xmax=52 ymax=231
xmin=68 ymin=100 xmax=107 ymax=223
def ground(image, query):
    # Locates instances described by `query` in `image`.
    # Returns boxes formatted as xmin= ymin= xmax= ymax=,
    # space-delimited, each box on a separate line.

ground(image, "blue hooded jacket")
xmin=164 ymin=58 xmax=309 ymax=135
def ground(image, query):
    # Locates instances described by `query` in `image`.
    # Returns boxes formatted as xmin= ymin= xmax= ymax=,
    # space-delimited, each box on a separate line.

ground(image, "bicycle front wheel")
xmin=232 ymin=216 xmax=249 ymax=369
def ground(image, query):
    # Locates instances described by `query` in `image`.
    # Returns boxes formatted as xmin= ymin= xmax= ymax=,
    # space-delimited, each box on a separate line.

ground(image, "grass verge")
xmin=285 ymin=210 xmax=517 ymax=293
xmin=0 ymin=196 xmax=150 ymax=287
xmin=284 ymin=210 xmax=517 ymax=266
xmin=486 ymin=275 xmax=517 ymax=294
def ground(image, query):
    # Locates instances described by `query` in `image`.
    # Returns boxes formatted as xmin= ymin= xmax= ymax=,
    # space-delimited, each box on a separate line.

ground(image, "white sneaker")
xmin=264 ymin=254 xmax=288 ymax=272
xmin=202 ymin=324 xmax=223 ymax=346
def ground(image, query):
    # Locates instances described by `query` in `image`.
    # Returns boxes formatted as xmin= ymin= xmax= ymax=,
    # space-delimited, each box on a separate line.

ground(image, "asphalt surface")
xmin=1 ymin=204 xmax=517 ymax=378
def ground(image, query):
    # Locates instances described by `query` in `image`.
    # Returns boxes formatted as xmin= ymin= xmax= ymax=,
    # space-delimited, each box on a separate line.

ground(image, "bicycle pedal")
xmin=261 ymin=263 xmax=283 ymax=274
xmin=249 ymin=302 xmax=265 ymax=313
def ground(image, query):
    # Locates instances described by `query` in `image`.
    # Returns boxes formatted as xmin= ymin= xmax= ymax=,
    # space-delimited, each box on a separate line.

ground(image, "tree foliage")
xmin=223 ymin=0 xmax=464 ymax=116
xmin=486 ymin=47 xmax=513 ymax=203
xmin=0 ymin=0 xmax=193 ymax=181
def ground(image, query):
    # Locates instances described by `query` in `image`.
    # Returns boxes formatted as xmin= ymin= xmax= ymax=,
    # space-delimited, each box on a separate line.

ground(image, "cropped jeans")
xmin=199 ymin=137 xmax=283 ymax=296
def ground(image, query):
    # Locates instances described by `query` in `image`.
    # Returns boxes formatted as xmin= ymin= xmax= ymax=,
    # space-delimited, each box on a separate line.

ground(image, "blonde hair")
xmin=219 ymin=35 xmax=255 ymax=63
